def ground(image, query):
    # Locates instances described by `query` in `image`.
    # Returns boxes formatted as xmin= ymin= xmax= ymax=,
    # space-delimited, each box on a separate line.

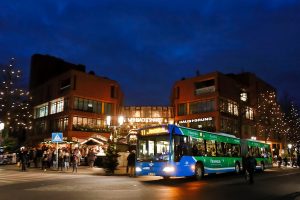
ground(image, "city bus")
xmin=135 ymin=124 xmax=243 ymax=179
xmin=241 ymin=139 xmax=273 ymax=171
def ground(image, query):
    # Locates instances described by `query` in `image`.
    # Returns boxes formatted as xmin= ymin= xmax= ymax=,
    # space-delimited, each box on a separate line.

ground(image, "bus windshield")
xmin=137 ymin=135 xmax=170 ymax=162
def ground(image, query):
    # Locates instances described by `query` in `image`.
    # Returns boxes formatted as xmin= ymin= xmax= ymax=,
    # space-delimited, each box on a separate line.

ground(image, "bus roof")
xmin=242 ymin=139 xmax=270 ymax=148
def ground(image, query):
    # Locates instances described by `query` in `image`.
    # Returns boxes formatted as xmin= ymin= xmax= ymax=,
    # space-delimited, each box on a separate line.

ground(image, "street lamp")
xmin=0 ymin=122 xmax=4 ymax=145
xmin=288 ymin=143 xmax=292 ymax=166
xmin=106 ymin=116 xmax=111 ymax=127
xmin=118 ymin=116 xmax=124 ymax=126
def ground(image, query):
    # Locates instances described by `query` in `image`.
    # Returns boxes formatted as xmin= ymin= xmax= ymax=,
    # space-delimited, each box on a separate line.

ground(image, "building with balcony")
xmin=171 ymin=71 xmax=282 ymax=153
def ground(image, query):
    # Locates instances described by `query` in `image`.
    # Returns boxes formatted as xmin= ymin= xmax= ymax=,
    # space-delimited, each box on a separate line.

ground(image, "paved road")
xmin=0 ymin=165 xmax=299 ymax=200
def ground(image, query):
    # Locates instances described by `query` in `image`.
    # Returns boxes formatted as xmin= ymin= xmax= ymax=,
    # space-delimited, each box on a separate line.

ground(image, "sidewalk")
xmin=0 ymin=164 xmax=128 ymax=176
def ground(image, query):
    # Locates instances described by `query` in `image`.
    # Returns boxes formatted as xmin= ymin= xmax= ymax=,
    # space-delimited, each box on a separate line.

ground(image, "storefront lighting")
xmin=118 ymin=116 xmax=124 ymax=126
xmin=106 ymin=116 xmax=111 ymax=127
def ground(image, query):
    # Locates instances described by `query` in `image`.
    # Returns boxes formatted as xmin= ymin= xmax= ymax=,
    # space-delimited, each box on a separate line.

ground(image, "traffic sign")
xmin=52 ymin=132 xmax=63 ymax=143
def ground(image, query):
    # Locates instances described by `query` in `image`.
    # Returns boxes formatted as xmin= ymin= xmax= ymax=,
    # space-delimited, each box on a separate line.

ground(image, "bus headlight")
xmin=136 ymin=167 xmax=142 ymax=172
xmin=191 ymin=165 xmax=195 ymax=171
xmin=163 ymin=166 xmax=175 ymax=173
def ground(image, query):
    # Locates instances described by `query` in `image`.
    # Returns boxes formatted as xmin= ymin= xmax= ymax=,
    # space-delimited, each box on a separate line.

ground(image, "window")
xmin=245 ymin=107 xmax=254 ymax=120
xmin=50 ymin=98 xmax=64 ymax=114
xmin=194 ymin=79 xmax=215 ymax=95
xmin=206 ymin=140 xmax=216 ymax=157
xmin=189 ymin=100 xmax=215 ymax=114
xmin=104 ymin=103 xmax=113 ymax=115
xmin=60 ymin=78 xmax=71 ymax=92
xmin=178 ymin=103 xmax=187 ymax=116
xmin=111 ymin=85 xmax=116 ymax=98
xmin=190 ymin=137 xmax=205 ymax=156
xmin=219 ymin=98 xmax=238 ymax=116
xmin=34 ymin=103 xmax=48 ymax=118
xmin=220 ymin=117 xmax=239 ymax=135
xmin=74 ymin=97 xmax=103 ymax=114
xmin=175 ymin=87 xmax=180 ymax=99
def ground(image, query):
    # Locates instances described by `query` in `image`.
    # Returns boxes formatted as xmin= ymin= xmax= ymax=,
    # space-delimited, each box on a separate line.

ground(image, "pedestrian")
xmin=58 ymin=149 xmax=64 ymax=171
xmin=64 ymin=150 xmax=70 ymax=171
xmin=245 ymin=152 xmax=256 ymax=184
xmin=87 ymin=149 xmax=96 ymax=168
xmin=278 ymin=155 xmax=282 ymax=168
xmin=19 ymin=147 xmax=28 ymax=172
xmin=127 ymin=150 xmax=136 ymax=177
xmin=283 ymin=156 xmax=288 ymax=167
xmin=42 ymin=151 xmax=48 ymax=172
xmin=71 ymin=153 xmax=79 ymax=173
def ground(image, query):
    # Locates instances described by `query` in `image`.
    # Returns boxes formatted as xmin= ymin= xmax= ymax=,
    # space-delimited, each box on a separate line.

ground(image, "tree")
xmin=0 ymin=58 xmax=32 ymax=149
xmin=103 ymin=139 xmax=120 ymax=175
xmin=256 ymin=91 xmax=288 ymax=143
xmin=283 ymin=101 xmax=300 ymax=146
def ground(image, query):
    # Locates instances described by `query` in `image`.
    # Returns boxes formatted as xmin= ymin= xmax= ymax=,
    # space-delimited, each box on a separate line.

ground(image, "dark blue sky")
xmin=1 ymin=0 xmax=300 ymax=106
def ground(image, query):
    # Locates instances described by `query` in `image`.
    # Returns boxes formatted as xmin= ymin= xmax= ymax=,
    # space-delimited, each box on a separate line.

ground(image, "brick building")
xmin=30 ymin=55 xmax=123 ymax=144
xmin=171 ymin=71 xmax=282 ymax=152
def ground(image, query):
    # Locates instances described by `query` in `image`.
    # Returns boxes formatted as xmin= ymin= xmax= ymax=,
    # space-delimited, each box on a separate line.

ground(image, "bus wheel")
xmin=235 ymin=162 xmax=241 ymax=174
xmin=195 ymin=164 xmax=204 ymax=180
xmin=261 ymin=163 xmax=265 ymax=172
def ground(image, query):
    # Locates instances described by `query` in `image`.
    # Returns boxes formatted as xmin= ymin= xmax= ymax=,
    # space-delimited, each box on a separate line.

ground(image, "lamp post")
xmin=0 ymin=122 xmax=4 ymax=145
xmin=288 ymin=143 xmax=292 ymax=166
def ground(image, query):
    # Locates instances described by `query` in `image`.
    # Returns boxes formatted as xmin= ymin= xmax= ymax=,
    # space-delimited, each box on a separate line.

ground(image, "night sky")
xmin=1 ymin=0 xmax=300 ymax=106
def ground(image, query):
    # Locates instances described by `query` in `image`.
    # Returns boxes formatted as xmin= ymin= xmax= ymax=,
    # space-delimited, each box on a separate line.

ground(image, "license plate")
xmin=148 ymin=173 xmax=155 ymax=176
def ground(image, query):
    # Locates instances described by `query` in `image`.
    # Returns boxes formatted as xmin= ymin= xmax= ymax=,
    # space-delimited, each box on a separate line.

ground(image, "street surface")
xmin=0 ymin=165 xmax=299 ymax=200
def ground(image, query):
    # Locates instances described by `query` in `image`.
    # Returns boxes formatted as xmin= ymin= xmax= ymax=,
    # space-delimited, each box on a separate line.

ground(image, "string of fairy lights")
xmin=256 ymin=91 xmax=289 ymax=141
xmin=285 ymin=102 xmax=300 ymax=146
xmin=0 ymin=57 xmax=32 ymax=134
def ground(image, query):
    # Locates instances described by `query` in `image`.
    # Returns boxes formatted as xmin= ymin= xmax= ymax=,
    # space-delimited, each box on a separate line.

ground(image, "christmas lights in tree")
xmin=0 ymin=58 xmax=32 ymax=147
xmin=256 ymin=91 xmax=289 ymax=142
xmin=284 ymin=101 xmax=300 ymax=146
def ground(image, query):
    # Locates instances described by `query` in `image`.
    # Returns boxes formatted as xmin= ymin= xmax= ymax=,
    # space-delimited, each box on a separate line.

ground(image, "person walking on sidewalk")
xmin=127 ymin=150 xmax=136 ymax=177
xmin=19 ymin=147 xmax=28 ymax=172
xmin=245 ymin=152 xmax=256 ymax=184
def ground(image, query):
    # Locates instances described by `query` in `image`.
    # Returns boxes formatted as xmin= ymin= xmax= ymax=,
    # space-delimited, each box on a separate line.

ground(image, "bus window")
xmin=206 ymin=140 xmax=216 ymax=157
xmin=216 ymin=142 xmax=226 ymax=157
xmin=191 ymin=137 xmax=205 ymax=156
xmin=224 ymin=143 xmax=232 ymax=157
xmin=231 ymin=144 xmax=241 ymax=157
xmin=156 ymin=140 xmax=170 ymax=161
xmin=138 ymin=140 xmax=147 ymax=160
xmin=149 ymin=140 xmax=155 ymax=159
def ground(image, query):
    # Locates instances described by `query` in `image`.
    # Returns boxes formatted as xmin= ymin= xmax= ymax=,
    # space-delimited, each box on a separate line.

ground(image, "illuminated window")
xmin=240 ymin=93 xmax=248 ymax=102
xmin=245 ymin=107 xmax=254 ymax=120
xmin=34 ymin=103 xmax=48 ymax=118
xmin=50 ymin=98 xmax=64 ymax=114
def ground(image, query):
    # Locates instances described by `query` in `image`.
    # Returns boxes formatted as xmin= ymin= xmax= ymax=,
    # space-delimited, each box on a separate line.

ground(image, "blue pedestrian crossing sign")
xmin=52 ymin=132 xmax=63 ymax=143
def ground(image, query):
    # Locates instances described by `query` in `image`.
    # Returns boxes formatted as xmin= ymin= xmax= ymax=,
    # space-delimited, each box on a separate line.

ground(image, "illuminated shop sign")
xmin=178 ymin=117 xmax=213 ymax=124
xmin=127 ymin=117 xmax=163 ymax=123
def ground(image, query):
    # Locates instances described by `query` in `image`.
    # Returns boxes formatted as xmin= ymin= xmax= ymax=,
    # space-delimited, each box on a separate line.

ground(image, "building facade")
xmin=171 ymin=72 xmax=282 ymax=153
xmin=30 ymin=56 xmax=123 ymax=144
xmin=120 ymin=106 xmax=174 ymax=129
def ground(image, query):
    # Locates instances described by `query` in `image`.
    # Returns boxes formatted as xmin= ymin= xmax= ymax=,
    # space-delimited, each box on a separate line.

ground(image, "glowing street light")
xmin=106 ymin=116 xmax=111 ymax=127
xmin=118 ymin=116 xmax=124 ymax=126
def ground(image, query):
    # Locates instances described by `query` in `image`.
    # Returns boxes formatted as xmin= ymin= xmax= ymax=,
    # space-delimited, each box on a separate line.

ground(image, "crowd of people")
xmin=17 ymin=146 xmax=85 ymax=173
